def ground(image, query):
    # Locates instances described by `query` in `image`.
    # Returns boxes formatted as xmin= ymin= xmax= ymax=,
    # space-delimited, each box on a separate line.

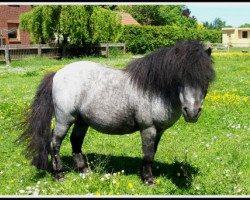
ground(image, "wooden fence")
xmin=96 ymin=43 xmax=126 ymax=57
xmin=210 ymin=43 xmax=250 ymax=52
xmin=0 ymin=44 xmax=60 ymax=64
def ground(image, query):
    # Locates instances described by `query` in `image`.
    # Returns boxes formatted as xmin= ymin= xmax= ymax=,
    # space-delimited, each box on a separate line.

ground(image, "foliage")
xmin=203 ymin=17 xmax=231 ymax=30
xmin=239 ymin=23 xmax=250 ymax=28
xmin=119 ymin=25 xmax=222 ymax=54
xmin=20 ymin=6 xmax=44 ymax=43
xmin=0 ymin=53 xmax=249 ymax=195
xmin=117 ymin=5 xmax=197 ymax=28
xmin=90 ymin=7 xmax=122 ymax=43
xmin=20 ymin=5 xmax=122 ymax=47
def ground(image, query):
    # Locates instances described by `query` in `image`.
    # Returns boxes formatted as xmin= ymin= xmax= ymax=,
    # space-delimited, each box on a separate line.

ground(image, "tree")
xmin=239 ymin=23 xmax=250 ymax=28
xmin=117 ymin=5 xmax=197 ymax=28
xmin=203 ymin=18 xmax=230 ymax=30
xmin=20 ymin=5 xmax=121 ymax=51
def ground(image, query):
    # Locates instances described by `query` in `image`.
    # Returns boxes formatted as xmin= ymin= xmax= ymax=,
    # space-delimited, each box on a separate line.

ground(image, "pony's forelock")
xmin=124 ymin=40 xmax=215 ymax=96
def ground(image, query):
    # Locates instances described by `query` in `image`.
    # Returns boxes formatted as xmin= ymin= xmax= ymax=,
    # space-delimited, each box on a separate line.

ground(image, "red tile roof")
xmin=120 ymin=12 xmax=140 ymax=25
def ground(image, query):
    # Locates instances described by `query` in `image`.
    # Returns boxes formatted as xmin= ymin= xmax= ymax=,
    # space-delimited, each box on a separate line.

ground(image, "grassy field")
xmin=0 ymin=52 xmax=249 ymax=196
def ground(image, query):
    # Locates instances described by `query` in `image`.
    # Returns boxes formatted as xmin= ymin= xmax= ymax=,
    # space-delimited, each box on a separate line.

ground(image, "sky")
xmin=186 ymin=3 xmax=250 ymax=27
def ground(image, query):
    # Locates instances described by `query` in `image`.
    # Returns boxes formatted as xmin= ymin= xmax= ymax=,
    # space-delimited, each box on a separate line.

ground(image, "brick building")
xmin=0 ymin=5 xmax=32 ymax=45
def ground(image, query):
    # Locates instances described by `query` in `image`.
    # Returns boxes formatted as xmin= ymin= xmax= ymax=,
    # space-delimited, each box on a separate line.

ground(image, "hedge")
xmin=119 ymin=25 xmax=222 ymax=54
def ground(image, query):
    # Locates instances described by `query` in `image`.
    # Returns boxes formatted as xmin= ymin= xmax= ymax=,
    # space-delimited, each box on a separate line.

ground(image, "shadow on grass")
xmin=58 ymin=153 xmax=199 ymax=189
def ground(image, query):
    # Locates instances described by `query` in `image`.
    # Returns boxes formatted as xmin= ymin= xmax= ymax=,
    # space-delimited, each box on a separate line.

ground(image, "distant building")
xmin=0 ymin=5 xmax=32 ymax=45
xmin=120 ymin=12 xmax=140 ymax=25
xmin=222 ymin=27 xmax=250 ymax=47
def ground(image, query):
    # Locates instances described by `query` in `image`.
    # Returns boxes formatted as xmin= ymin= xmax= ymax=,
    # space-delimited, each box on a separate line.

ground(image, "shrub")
xmin=119 ymin=25 xmax=222 ymax=54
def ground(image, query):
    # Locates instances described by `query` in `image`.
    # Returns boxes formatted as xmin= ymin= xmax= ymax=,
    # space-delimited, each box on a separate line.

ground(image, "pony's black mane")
xmin=124 ymin=40 xmax=215 ymax=96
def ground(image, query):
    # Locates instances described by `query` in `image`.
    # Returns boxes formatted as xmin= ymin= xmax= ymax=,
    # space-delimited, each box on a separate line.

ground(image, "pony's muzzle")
xmin=182 ymin=107 xmax=202 ymax=123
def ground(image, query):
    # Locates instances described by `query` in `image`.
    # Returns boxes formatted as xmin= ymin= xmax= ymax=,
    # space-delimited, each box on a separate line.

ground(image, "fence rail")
xmin=0 ymin=44 xmax=60 ymax=64
xmin=210 ymin=43 xmax=250 ymax=52
xmin=95 ymin=43 xmax=126 ymax=57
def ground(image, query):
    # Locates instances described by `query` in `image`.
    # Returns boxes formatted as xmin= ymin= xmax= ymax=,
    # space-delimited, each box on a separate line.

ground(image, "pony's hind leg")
xmin=70 ymin=119 xmax=89 ymax=172
xmin=50 ymin=121 xmax=72 ymax=181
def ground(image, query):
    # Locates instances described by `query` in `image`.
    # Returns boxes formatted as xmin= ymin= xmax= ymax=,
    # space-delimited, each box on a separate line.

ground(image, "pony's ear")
xmin=205 ymin=47 xmax=212 ymax=56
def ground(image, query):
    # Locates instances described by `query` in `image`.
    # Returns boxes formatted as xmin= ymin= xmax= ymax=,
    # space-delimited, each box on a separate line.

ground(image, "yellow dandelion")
xmin=116 ymin=182 xmax=120 ymax=187
xmin=9 ymin=179 xmax=15 ymax=184
xmin=155 ymin=179 xmax=161 ymax=184
xmin=95 ymin=191 xmax=101 ymax=195
xmin=242 ymin=97 xmax=249 ymax=102
xmin=117 ymin=172 xmax=121 ymax=176
xmin=128 ymin=182 xmax=133 ymax=189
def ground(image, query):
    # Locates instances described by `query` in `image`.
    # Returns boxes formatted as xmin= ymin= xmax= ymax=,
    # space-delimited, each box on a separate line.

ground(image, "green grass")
xmin=0 ymin=53 xmax=249 ymax=196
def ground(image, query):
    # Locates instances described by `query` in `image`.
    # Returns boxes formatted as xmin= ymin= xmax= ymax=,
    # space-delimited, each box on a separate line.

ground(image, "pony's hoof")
xmin=144 ymin=178 xmax=156 ymax=186
xmin=75 ymin=166 xmax=89 ymax=173
xmin=54 ymin=172 xmax=64 ymax=181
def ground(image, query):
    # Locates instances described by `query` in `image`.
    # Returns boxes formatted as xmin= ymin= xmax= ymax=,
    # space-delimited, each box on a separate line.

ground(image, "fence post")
xmin=123 ymin=43 xmax=126 ymax=53
xmin=5 ymin=45 xmax=10 ymax=65
xmin=106 ymin=43 xmax=109 ymax=57
xmin=38 ymin=44 xmax=42 ymax=56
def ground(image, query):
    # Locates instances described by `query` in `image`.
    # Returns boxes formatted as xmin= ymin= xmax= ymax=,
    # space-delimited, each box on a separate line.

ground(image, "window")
xmin=7 ymin=23 xmax=20 ymax=41
xmin=242 ymin=31 xmax=248 ymax=38
xmin=8 ymin=30 xmax=18 ymax=39
xmin=0 ymin=38 xmax=6 ymax=46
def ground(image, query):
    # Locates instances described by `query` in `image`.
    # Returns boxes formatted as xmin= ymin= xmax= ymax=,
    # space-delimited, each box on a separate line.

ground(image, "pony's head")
xmin=177 ymin=46 xmax=214 ymax=123
xmin=125 ymin=40 xmax=215 ymax=123
xmin=179 ymin=84 xmax=205 ymax=123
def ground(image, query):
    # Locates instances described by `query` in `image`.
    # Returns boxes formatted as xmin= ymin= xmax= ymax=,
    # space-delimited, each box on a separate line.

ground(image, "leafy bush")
xmin=119 ymin=25 xmax=222 ymax=54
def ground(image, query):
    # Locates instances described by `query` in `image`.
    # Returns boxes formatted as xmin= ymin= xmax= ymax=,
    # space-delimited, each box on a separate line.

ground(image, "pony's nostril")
xmin=195 ymin=108 xmax=202 ymax=118
xmin=183 ymin=107 xmax=188 ymax=114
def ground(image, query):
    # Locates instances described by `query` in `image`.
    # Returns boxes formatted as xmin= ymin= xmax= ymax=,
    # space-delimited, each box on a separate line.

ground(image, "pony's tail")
xmin=18 ymin=72 xmax=56 ymax=170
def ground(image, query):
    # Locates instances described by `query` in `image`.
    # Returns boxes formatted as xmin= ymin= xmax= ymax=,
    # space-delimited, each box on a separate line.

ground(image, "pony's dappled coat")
xmin=19 ymin=40 xmax=215 ymax=185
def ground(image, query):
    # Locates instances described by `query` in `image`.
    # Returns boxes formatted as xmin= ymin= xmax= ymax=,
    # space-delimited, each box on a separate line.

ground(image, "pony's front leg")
xmin=140 ymin=126 xmax=158 ymax=185
xmin=50 ymin=122 xmax=70 ymax=181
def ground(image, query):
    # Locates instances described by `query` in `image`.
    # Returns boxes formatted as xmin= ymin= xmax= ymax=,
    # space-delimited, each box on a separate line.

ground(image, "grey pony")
xmin=19 ymin=40 xmax=215 ymax=185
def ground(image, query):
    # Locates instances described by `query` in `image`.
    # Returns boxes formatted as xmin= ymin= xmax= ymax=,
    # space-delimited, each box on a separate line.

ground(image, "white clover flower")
xmin=33 ymin=189 xmax=39 ymax=195
xmin=227 ymin=133 xmax=232 ymax=137
xmin=237 ymin=188 xmax=242 ymax=193
xmin=19 ymin=190 xmax=25 ymax=194
xmin=100 ymin=177 xmax=105 ymax=181
xmin=195 ymin=186 xmax=200 ymax=190
xmin=80 ymin=173 xmax=86 ymax=179
xmin=121 ymin=170 xmax=125 ymax=174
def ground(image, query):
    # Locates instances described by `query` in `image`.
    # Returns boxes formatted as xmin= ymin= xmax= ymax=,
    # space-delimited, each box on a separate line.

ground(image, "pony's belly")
xmin=80 ymin=109 xmax=138 ymax=135
xmin=83 ymin=118 xmax=138 ymax=135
